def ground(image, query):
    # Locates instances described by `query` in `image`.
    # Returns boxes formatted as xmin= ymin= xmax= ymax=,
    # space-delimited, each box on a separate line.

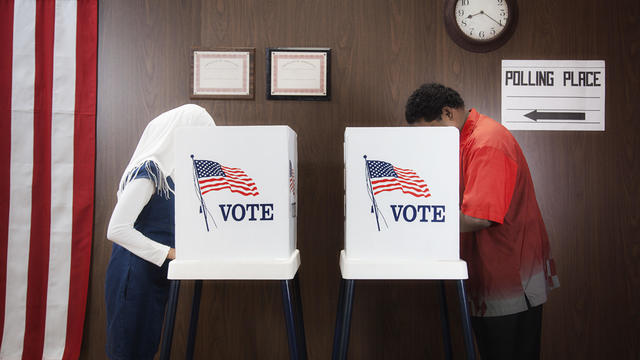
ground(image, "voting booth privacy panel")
xmin=341 ymin=127 xmax=467 ymax=279
xmin=169 ymin=126 xmax=299 ymax=279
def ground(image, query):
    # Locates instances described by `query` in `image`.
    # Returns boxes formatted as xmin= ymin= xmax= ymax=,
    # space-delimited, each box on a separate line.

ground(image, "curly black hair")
xmin=405 ymin=83 xmax=465 ymax=123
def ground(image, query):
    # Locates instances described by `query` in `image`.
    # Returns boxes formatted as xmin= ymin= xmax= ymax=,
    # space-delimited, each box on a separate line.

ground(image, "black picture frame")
xmin=266 ymin=48 xmax=331 ymax=101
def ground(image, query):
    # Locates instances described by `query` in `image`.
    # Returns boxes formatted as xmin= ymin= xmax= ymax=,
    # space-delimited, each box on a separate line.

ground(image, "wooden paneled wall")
xmin=84 ymin=0 xmax=640 ymax=358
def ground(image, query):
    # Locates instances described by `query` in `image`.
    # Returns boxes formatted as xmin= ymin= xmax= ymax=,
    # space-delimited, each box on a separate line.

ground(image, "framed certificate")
xmin=191 ymin=48 xmax=255 ymax=99
xmin=266 ymin=48 xmax=331 ymax=101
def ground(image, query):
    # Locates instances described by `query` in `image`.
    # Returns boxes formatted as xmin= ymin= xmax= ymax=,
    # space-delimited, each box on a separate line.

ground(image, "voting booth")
xmin=160 ymin=126 xmax=307 ymax=360
xmin=341 ymin=127 xmax=467 ymax=279
xmin=168 ymin=125 xmax=300 ymax=280
xmin=333 ymin=127 xmax=474 ymax=360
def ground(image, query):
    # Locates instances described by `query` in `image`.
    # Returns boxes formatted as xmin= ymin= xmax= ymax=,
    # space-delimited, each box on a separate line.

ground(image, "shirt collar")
xmin=460 ymin=108 xmax=479 ymax=144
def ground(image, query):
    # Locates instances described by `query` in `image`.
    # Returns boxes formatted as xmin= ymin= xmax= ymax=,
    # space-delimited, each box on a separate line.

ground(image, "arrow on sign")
xmin=524 ymin=110 xmax=586 ymax=121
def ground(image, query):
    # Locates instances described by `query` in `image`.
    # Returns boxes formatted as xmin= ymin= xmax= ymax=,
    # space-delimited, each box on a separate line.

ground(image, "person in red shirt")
xmin=405 ymin=83 xmax=559 ymax=360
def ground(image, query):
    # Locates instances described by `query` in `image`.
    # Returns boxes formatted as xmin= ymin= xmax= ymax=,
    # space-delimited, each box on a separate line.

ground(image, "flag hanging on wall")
xmin=0 ymin=1 xmax=97 ymax=359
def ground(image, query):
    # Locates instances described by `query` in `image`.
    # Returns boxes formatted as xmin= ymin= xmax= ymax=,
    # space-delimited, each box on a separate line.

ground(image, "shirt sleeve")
xmin=461 ymin=146 xmax=518 ymax=224
xmin=106 ymin=178 xmax=170 ymax=266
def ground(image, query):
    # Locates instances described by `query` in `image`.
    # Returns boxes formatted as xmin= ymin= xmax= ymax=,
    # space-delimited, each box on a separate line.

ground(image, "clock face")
xmin=454 ymin=0 xmax=509 ymax=41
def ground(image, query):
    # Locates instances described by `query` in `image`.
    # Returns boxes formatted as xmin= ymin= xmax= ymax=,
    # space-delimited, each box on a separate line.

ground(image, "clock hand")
xmin=466 ymin=11 xmax=483 ymax=19
xmin=481 ymin=12 xmax=505 ymax=27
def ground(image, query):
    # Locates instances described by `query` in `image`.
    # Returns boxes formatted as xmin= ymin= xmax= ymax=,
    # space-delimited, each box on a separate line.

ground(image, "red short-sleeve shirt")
xmin=460 ymin=109 xmax=559 ymax=317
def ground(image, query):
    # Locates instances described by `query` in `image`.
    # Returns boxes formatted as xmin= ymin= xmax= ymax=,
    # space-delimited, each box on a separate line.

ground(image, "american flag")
xmin=289 ymin=160 xmax=295 ymax=195
xmin=366 ymin=159 xmax=431 ymax=198
xmin=0 ymin=1 xmax=97 ymax=359
xmin=194 ymin=159 xmax=259 ymax=196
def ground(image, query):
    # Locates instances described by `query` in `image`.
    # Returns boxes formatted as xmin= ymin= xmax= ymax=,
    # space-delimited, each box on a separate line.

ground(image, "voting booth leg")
xmin=281 ymin=278 xmax=308 ymax=360
xmin=438 ymin=281 xmax=453 ymax=360
xmin=331 ymin=278 xmax=345 ymax=359
xmin=186 ymin=280 xmax=203 ymax=360
xmin=457 ymin=280 xmax=476 ymax=360
xmin=292 ymin=273 xmax=308 ymax=359
xmin=332 ymin=278 xmax=355 ymax=360
xmin=160 ymin=280 xmax=181 ymax=360
xmin=331 ymin=278 xmax=346 ymax=359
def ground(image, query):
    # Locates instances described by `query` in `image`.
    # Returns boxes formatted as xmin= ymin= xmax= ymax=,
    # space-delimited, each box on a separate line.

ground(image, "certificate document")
xmin=193 ymin=50 xmax=252 ymax=96
xmin=270 ymin=51 xmax=327 ymax=96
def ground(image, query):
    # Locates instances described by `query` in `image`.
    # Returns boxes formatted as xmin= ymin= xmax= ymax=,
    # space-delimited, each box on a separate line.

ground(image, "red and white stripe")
xmin=199 ymin=166 xmax=259 ymax=197
xmin=0 ymin=1 xmax=96 ymax=359
xmin=289 ymin=162 xmax=295 ymax=195
xmin=371 ymin=166 xmax=431 ymax=198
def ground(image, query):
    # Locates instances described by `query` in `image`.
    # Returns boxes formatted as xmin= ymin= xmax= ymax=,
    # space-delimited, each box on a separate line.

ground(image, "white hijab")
xmin=118 ymin=104 xmax=215 ymax=198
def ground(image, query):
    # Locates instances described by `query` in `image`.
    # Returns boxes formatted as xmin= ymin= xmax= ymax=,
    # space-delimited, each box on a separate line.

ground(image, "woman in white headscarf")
xmin=104 ymin=104 xmax=215 ymax=360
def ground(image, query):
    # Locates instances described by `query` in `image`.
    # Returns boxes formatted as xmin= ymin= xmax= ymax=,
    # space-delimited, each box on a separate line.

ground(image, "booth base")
xmin=168 ymin=249 xmax=301 ymax=280
xmin=333 ymin=250 xmax=475 ymax=359
xmin=339 ymin=250 xmax=468 ymax=280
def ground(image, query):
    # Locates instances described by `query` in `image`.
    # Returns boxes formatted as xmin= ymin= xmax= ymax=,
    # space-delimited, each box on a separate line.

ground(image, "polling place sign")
xmin=501 ymin=60 xmax=605 ymax=131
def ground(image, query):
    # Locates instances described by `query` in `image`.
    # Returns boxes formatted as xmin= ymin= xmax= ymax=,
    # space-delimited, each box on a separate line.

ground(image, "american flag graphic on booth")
xmin=289 ymin=160 xmax=295 ymax=196
xmin=194 ymin=159 xmax=259 ymax=196
xmin=366 ymin=159 xmax=431 ymax=198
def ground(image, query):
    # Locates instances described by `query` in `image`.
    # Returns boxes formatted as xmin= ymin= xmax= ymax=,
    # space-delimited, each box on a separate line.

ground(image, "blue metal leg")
xmin=160 ymin=280 xmax=181 ymax=360
xmin=292 ymin=273 xmax=308 ymax=359
xmin=457 ymin=280 xmax=476 ymax=360
xmin=282 ymin=279 xmax=300 ymax=360
xmin=439 ymin=281 xmax=453 ymax=360
xmin=332 ymin=279 xmax=355 ymax=360
xmin=331 ymin=278 xmax=347 ymax=360
xmin=186 ymin=280 xmax=203 ymax=360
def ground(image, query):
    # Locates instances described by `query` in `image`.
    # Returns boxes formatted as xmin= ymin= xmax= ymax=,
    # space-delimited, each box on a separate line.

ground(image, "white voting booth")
xmin=160 ymin=126 xmax=307 ymax=360
xmin=340 ymin=127 xmax=467 ymax=279
xmin=168 ymin=126 xmax=300 ymax=280
xmin=333 ymin=127 xmax=475 ymax=360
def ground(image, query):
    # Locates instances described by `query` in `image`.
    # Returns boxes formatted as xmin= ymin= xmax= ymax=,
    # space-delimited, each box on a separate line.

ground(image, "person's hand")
xmin=167 ymin=248 xmax=176 ymax=260
xmin=460 ymin=211 xmax=492 ymax=232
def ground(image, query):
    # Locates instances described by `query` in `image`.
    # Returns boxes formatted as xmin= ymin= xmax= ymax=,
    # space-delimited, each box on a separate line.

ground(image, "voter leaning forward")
xmin=405 ymin=83 xmax=559 ymax=360
xmin=105 ymin=104 xmax=215 ymax=360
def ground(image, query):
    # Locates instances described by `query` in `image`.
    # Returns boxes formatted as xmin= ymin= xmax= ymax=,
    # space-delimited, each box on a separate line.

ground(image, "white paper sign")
xmin=193 ymin=51 xmax=251 ymax=95
xmin=270 ymin=51 xmax=327 ymax=96
xmin=501 ymin=60 xmax=605 ymax=131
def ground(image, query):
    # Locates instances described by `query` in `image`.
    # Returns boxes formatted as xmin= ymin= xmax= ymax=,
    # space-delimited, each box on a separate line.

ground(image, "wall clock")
xmin=444 ymin=0 xmax=519 ymax=53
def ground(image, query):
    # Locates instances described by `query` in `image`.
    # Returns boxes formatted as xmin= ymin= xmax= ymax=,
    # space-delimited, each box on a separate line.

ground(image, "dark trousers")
xmin=471 ymin=303 xmax=543 ymax=360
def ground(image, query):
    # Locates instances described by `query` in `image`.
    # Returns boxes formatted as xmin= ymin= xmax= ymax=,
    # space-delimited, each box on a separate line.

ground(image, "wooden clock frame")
xmin=444 ymin=0 xmax=519 ymax=53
